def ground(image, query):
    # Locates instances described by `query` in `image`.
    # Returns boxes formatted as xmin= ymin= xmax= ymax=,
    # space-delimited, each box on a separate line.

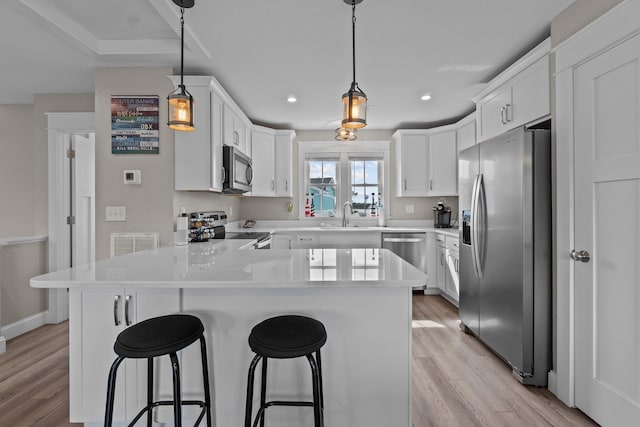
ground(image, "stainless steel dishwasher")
xmin=381 ymin=232 xmax=427 ymax=288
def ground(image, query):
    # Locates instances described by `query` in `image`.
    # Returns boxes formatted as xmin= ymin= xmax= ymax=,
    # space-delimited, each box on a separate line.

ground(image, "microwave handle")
xmin=221 ymin=167 xmax=226 ymax=184
xmin=246 ymin=164 xmax=253 ymax=185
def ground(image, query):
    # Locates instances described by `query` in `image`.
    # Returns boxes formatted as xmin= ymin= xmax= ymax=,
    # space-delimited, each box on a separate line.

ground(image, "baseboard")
xmin=1 ymin=311 xmax=48 ymax=341
xmin=0 ymin=336 xmax=6 ymax=353
xmin=548 ymin=370 xmax=558 ymax=396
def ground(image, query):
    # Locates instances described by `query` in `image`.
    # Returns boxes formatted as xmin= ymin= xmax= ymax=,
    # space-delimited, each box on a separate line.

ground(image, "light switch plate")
xmin=405 ymin=204 xmax=415 ymax=214
xmin=106 ymin=206 xmax=126 ymax=222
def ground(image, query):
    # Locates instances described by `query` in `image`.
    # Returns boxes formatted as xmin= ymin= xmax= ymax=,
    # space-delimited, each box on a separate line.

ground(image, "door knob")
xmin=570 ymin=250 xmax=591 ymax=263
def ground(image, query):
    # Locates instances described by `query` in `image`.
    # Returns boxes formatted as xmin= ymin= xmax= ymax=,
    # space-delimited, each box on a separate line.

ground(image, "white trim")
xmin=472 ymin=38 xmax=551 ymax=102
xmin=0 ymin=235 xmax=47 ymax=247
xmin=0 ymin=311 xmax=48 ymax=341
xmin=554 ymin=0 xmax=640 ymax=73
xmin=554 ymin=68 xmax=575 ymax=406
xmin=0 ymin=336 xmax=5 ymax=353
xmin=47 ymin=112 xmax=95 ymax=325
xmin=547 ymin=370 xmax=558 ymax=395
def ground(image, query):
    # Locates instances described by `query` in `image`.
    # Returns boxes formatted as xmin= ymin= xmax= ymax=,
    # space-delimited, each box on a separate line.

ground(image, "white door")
xmin=573 ymin=32 xmax=640 ymax=426
xmin=72 ymin=133 xmax=95 ymax=267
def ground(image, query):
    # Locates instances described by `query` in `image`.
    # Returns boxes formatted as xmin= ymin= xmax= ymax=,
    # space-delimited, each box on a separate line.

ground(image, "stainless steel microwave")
xmin=223 ymin=145 xmax=252 ymax=194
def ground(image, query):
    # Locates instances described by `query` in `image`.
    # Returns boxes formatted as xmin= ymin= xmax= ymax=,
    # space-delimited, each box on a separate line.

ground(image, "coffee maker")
xmin=432 ymin=198 xmax=452 ymax=228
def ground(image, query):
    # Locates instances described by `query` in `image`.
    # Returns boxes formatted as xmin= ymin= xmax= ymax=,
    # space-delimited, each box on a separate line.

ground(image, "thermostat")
xmin=123 ymin=170 xmax=141 ymax=184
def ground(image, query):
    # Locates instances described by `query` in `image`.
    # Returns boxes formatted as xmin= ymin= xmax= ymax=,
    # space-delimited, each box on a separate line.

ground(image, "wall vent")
xmin=109 ymin=233 xmax=159 ymax=258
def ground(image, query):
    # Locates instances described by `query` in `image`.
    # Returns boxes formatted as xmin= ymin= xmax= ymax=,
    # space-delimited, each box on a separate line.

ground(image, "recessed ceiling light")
xmin=421 ymin=93 xmax=432 ymax=101
xmin=287 ymin=96 xmax=297 ymax=103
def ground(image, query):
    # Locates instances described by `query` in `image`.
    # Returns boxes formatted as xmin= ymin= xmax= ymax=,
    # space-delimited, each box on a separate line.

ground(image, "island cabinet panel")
xmin=181 ymin=287 xmax=412 ymax=427
xmin=69 ymin=288 xmax=180 ymax=424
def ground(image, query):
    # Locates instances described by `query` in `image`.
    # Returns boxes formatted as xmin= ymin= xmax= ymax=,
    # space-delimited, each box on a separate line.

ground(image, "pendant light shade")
xmin=341 ymin=0 xmax=367 ymax=130
xmin=335 ymin=127 xmax=357 ymax=141
xmin=168 ymin=0 xmax=195 ymax=132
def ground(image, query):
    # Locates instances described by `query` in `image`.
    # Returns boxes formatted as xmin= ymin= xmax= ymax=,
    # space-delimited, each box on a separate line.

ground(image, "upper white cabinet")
xmin=249 ymin=127 xmax=295 ymax=198
xmin=474 ymin=39 xmax=550 ymax=143
xmin=249 ymin=126 xmax=276 ymax=196
xmin=274 ymin=130 xmax=295 ymax=197
xmin=170 ymin=76 xmax=224 ymax=192
xmin=223 ymin=104 xmax=251 ymax=157
xmin=393 ymin=127 xmax=458 ymax=197
xmin=456 ymin=112 xmax=476 ymax=153
xmin=427 ymin=127 xmax=457 ymax=196
xmin=394 ymin=130 xmax=429 ymax=197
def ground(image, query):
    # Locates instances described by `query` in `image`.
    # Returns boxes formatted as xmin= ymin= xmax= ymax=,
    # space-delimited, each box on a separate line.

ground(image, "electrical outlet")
xmin=229 ymin=206 xmax=233 ymax=216
xmin=106 ymin=206 xmax=126 ymax=221
xmin=405 ymin=204 xmax=414 ymax=214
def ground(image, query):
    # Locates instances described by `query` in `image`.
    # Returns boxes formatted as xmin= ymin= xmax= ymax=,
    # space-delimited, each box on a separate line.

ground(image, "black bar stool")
xmin=244 ymin=314 xmax=327 ymax=427
xmin=104 ymin=314 xmax=212 ymax=427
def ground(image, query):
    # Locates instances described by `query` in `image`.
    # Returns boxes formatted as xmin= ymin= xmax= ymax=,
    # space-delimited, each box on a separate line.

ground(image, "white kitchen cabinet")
xmin=474 ymin=39 xmax=550 ymax=142
xmin=223 ymin=104 xmax=250 ymax=156
xmin=427 ymin=128 xmax=457 ymax=196
xmin=457 ymin=113 xmax=476 ymax=153
xmin=393 ymin=130 xmax=429 ymax=197
xmin=435 ymin=234 xmax=446 ymax=294
xmin=69 ymin=288 xmax=180 ymax=423
xmin=274 ymin=130 xmax=295 ymax=197
xmin=249 ymin=127 xmax=276 ymax=196
xmin=171 ymin=76 xmax=224 ymax=192
xmin=444 ymin=236 xmax=459 ymax=305
xmin=248 ymin=128 xmax=295 ymax=198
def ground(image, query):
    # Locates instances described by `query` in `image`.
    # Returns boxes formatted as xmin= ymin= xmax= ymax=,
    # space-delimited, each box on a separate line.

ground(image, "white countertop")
xmin=31 ymin=240 xmax=427 ymax=289
xmin=226 ymin=220 xmax=460 ymax=238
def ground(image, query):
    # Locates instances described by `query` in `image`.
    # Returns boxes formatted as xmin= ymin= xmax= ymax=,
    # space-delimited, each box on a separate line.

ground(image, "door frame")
xmin=46 ymin=112 xmax=95 ymax=324
xmin=553 ymin=0 xmax=640 ymax=408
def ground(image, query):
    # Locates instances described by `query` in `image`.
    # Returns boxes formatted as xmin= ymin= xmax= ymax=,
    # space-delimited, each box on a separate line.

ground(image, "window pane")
xmin=307 ymin=160 xmax=337 ymax=217
xmin=365 ymin=161 xmax=378 ymax=184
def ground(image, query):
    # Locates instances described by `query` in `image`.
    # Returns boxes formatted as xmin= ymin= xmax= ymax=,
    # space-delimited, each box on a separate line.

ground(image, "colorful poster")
xmin=111 ymin=96 xmax=160 ymax=154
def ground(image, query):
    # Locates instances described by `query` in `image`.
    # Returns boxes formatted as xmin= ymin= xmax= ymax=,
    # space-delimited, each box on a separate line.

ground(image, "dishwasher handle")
xmin=383 ymin=237 xmax=425 ymax=243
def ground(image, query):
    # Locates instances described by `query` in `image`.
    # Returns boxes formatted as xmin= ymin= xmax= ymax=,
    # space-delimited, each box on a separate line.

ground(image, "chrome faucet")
xmin=342 ymin=201 xmax=353 ymax=227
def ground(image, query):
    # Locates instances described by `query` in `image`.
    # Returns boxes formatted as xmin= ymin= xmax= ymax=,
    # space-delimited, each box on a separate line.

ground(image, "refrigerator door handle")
xmin=476 ymin=174 xmax=486 ymax=278
xmin=471 ymin=174 xmax=485 ymax=279
xmin=470 ymin=174 xmax=481 ymax=279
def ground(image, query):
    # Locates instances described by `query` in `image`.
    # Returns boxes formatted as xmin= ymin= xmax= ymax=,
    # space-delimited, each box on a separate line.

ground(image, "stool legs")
xmin=199 ymin=336 xmax=213 ymax=427
xmin=105 ymin=338 xmax=212 ymax=427
xmin=105 ymin=356 xmax=125 ymax=427
xmin=147 ymin=357 xmax=154 ymax=427
xmin=244 ymin=352 xmax=324 ymax=427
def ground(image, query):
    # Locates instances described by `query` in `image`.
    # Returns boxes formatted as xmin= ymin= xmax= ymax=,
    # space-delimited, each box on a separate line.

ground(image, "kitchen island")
xmin=31 ymin=240 xmax=426 ymax=427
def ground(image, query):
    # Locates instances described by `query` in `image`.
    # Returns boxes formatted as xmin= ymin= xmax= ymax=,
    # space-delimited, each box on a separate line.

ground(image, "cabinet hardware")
xmin=113 ymin=295 xmax=121 ymax=326
xmin=505 ymin=104 xmax=512 ymax=123
xmin=570 ymin=249 xmax=591 ymax=263
xmin=221 ymin=167 xmax=226 ymax=183
xmin=271 ymin=180 xmax=275 ymax=191
xmin=440 ymin=253 xmax=444 ymax=265
xmin=404 ymin=179 xmax=407 ymax=191
xmin=430 ymin=179 xmax=433 ymax=191
xmin=124 ymin=295 xmax=132 ymax=326
xmin=285 ymin=180 xmax=288 ymax=192
xmin=500 ymin=106 xmax=506 ymax=124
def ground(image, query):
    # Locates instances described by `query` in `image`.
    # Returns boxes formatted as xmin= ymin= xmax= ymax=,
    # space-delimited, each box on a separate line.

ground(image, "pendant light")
xmin=335 ymin=127 xmax=357 ymax=141
xmin=341 ymin=0 xmax=367 ymax=129
xmin=167 ymin=0 xmax=195 ymax=132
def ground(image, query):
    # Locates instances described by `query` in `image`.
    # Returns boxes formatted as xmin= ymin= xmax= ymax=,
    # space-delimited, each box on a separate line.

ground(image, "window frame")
xmin=298 ymin=140 xmax=390 ymax=220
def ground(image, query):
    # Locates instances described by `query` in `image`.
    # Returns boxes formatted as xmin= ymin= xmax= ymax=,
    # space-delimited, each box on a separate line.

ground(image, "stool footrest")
xmin=265 ymin=400 xmax=314 ymax=408
xmin=129 ymin=400 xmax=207 ymax=427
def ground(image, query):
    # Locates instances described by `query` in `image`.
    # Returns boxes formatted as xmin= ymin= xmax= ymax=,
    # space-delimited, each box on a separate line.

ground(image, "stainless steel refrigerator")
xmin=458 ymin=126 xmax=551 ymax=386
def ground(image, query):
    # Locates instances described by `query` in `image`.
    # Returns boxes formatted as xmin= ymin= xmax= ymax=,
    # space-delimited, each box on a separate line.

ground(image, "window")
xmin=350 ymin=159 xmax=381 ymax=216
xmin=300 ymin=141 xmax=389 ymax=219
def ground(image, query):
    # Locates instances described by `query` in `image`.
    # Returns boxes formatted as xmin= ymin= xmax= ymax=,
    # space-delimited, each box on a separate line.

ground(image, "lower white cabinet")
xmin=425 ymin=232 xmax=459 ymax=306
xmin=445 ymin=236 xmax=459 ymax=304
xmin=69 ymin=288 xmax=180 ymax=424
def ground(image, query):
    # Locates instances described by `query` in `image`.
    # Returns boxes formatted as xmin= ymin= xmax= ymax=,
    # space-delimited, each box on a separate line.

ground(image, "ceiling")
xmin=1 ymin=0 xmax=574 ymax=130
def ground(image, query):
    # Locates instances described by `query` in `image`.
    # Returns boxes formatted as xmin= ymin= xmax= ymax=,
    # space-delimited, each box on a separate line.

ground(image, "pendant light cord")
xmin=180 ymin=7 xmax=185 ymax=90
xmin=351 ymin=1 xmax=357 ymax=85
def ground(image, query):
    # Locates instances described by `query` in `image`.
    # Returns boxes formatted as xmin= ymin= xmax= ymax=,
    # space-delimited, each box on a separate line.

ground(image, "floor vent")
xmin=110 ymin=232 xmax=159 ymax=258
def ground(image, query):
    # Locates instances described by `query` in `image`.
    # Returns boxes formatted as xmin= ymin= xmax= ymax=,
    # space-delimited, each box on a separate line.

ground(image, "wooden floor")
xmin=0 ymin=296 xmax=598 ymax=426
xmin=412 ymin=295 xmax=598 ymax=427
